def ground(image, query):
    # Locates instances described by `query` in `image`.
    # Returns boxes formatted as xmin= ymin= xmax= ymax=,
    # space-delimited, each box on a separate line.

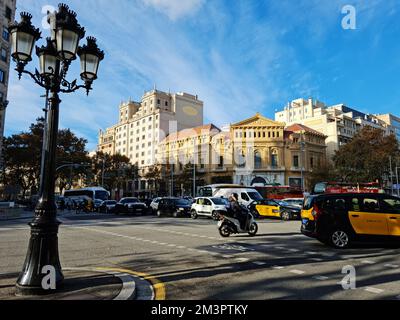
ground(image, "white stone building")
xmin=98 ymin=89 xmax=203 ymax=195
xmin=275 ymin=98 xmax=398 ymax=160
xmin=0 ymin=0 xmax=16 ymax=169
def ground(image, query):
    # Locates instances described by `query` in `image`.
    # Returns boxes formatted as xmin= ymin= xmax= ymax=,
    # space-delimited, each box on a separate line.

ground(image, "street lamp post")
xmin=299 ymin=139 xmax=306 ymax=194
xmin=9 ymin=4 xmax=104 ymax=295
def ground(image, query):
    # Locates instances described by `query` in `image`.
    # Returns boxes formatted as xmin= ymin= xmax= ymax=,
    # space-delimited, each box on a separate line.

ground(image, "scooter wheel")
xmin=248 ymin=223 xmax=258 ymax=236
xmin=219 ymin=225 xmax=231 ymax=237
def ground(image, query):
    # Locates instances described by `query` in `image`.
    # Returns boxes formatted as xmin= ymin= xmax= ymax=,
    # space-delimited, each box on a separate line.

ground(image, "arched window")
xmin=254 ymin=151 xmax=262 ymax=169
xmin=271 ymin=149 xmax=278 ymax=168
xmin=237 ymin=150 xmax=246 ymax=168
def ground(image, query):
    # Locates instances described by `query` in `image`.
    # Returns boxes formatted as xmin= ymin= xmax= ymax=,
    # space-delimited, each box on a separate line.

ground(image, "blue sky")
xmin=5 ymin=0 xmax=400 ymax=150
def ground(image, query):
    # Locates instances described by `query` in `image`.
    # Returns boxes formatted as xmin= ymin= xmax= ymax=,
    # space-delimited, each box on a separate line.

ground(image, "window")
xmin=0 ymin=69 xmax=5 ymax=83
xmin=218 ymin=156 xmax=224 ymax=168
xmin=380 ymin=198 xmax=400 ymax=213
xmin=5 ymin=6 xmax=12 ymax=20
xmin=271 ymin=150 xmax=278 ymax=167
xmin=293 ymin=155 xmax=299 ymax=168
xmin=241 ymin=193 xmax=250 ymax=202
xmin=1 ymin=48 xmax=6 ymax=62
xmin=361 ymin=198 xmax=380 ymax=213
xmin=2 ymin=27 xmax=9 ymax=41
xmin=254 ymin=151 xmax=262 ymax=169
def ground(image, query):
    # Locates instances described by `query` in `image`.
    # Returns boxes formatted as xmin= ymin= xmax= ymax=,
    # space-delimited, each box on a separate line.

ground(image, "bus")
xmin=312 ymin=182 xmax=384 ymax=195
xmin=253 ymin=185 xmax=304 ymax=200
xmin=63 ymin=187 xmax=110 ymax=201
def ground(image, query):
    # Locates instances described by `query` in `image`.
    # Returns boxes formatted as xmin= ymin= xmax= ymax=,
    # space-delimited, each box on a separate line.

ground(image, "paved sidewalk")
xmin=0 ymin=268 xmax=140 ymax=300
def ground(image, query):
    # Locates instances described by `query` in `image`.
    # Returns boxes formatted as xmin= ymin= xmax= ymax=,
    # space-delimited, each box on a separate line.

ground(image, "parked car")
xmin=248 ymin=199 xmax=301 ymax=220
xmin=282 ymin=198 xmax=304 ymax=209
xmin=301 ymin=193 xmax=400 ymax=248
xmin=150 ymin=197 xmax=162 ymax=213
xmin=191 ymin=197 xmax=229 ymax=220
xmin=156 ymin=197 xmax=192 ymax=217
xmin=93 ymin=199 xmax=103 ymax=212
xmin=115 ymin=197 xmax=148 ymax=215
xmin=98 ymin=200 xmax=117 ymax=213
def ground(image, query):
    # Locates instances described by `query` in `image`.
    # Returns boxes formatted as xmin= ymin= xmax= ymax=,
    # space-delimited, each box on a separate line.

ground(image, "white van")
xmin=198 ymin=184 xmax=263 ymax=207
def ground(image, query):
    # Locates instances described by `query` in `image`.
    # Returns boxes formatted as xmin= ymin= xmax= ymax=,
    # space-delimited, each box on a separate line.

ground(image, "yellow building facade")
xmin=158 ymin=113 xmax=327 ymax=192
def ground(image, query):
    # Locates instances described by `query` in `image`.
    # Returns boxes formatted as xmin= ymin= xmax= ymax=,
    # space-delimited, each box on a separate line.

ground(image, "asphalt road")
xmin=1 ymin=211 xmax=400 ymax=300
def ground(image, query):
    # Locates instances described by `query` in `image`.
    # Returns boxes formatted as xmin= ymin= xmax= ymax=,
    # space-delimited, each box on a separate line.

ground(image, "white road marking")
xmin=290 ymin=269 xmax=305 ymax=275
xmin=287 ymin=249 xmax=299 ymax=252
xmin=305 ymin=251 xmax=317 ymax=255
xmin=384 ymin=264 xmax=399 ymax=268
xmin=235 ymin=258 xmax=250 ymax=263
xmin=310 ymin=258 xmax=323 ymax=262
xmin=361 ymin=260 xmax=376 ymax=265
xmin=253 ymin=261 xmax=266 ymax=266
xmin=272 ymin=266 xmax=285 ymax=270
xmin=313 ymin=275 xmax=329 ymax=281
xmin=364 ymin=287 xmax=384 ymax=294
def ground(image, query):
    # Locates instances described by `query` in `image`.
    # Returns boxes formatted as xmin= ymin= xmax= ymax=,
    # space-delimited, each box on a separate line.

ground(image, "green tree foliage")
xmin=90 ymin=151 xmax=139 ymax=191
xmin=2 ymin=118 xmax=90 ymax=198
xmin=333 ymin=126 xmax=399 ymax=183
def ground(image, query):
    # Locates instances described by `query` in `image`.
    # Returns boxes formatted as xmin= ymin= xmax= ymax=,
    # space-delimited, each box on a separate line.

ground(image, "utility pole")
xmin=390 ymin=156 xmax=394 ymax=195
xmin=396 ymin=161 xmax=399 ymax=197
xmin=193 ymin=162 xmax=196 ymax=198
xmin=101 ymin=157 xmax=105 ymax=187
xmin=300 ymin=133 xmax=306 ymax=194
xmin=170 ymin=163 xmax=174 ymax=197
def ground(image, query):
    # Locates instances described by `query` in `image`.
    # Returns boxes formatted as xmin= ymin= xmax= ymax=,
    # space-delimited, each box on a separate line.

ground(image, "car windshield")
xmin=278 ymin=201 xmax=290 ymax=206
xmin=248 ymin=192 xmax=263 ymax=201
xmin=174 ymin=199 xmax=190 ymax=206
xmin=211 ymin=198 xmax=228 ymax=205
xmin=95 ymin=190 xmax=109 ymax=201
xmin=125 ymin=198 xmax=139 ymax=203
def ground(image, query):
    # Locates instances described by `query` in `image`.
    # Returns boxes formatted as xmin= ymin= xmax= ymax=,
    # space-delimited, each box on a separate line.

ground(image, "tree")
xmin=144 ymin=164 xmax=162 ymax=195
xmin=2 ymin=118 xmax=91 ymax=198
xmin=89 ymin=151 xmax=139 ymax=194
xmin=333 ymin=126 xmax=399 ymax=183
xmin=307 ymin=162 xmax=338 ymax=190
xmin=55 ymin=129 xmax=90 ymax=194
xmin=175 ymin=163 xmax=194 ymax=196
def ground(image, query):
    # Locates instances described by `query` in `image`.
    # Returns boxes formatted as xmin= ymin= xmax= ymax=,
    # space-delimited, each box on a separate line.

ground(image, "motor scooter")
xmin=217 ymin=207 xmax=258 ymax=237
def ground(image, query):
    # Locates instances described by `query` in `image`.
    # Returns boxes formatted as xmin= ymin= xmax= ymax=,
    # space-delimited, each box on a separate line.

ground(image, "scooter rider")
xmin=228 ymin=193 xmax=248 ymax=230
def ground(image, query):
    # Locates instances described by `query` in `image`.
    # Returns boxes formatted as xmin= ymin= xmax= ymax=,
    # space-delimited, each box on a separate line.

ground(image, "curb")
xmin=65 ymin=267 xmax=137 ymax=300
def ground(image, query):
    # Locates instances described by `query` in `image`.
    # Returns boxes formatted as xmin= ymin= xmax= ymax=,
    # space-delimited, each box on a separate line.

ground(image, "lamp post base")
xmin=15 ymin=217 xmax=64 ymax=296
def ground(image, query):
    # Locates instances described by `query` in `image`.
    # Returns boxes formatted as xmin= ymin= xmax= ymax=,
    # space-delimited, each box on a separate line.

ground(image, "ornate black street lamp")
xmin=9 ymin=3 xmax=104 ymax=295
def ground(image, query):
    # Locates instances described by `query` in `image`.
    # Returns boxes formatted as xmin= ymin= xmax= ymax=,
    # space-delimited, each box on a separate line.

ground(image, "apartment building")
xmin=98 ymin=89 xmax=204 ymax=195
xmin=0 ymin=0 xmax=16 ymax=169
xmin=275 ymin=98 xmax=397 ymax=160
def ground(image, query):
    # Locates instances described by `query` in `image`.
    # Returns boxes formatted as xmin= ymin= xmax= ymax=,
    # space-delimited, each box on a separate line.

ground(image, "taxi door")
xmin=348 ymin=197 xmax=389 ymax=236
xmin=380 ymin=197 xmax=400 ymax=236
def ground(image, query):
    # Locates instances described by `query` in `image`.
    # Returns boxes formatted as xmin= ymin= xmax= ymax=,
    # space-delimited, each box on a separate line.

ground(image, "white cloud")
xmin=142 ymin=0 xmax=204 ymax=20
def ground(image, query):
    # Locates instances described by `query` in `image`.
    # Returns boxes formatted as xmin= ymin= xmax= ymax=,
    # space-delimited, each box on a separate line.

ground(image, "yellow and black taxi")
xmin=301 ymin=193 xmax=400 ymax=248
xmin=248 ymin=199 xmax=301 ymax=221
